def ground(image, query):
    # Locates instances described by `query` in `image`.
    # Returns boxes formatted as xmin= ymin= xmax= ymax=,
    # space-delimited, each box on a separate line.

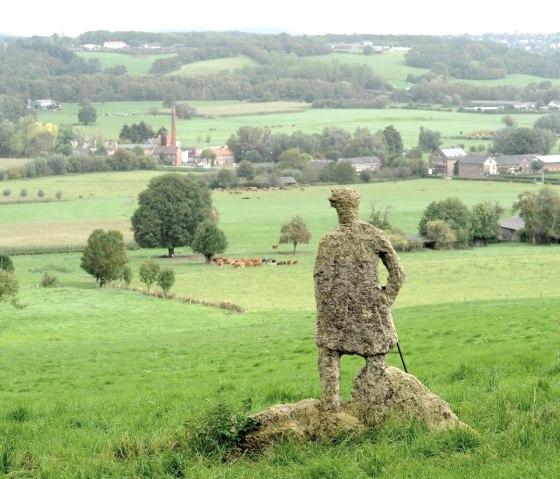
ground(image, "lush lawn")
xmin=1 ymin=286 xmax=558 ymax=477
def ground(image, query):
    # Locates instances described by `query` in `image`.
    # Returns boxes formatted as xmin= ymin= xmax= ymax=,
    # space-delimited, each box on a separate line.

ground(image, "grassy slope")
xmin=36 ymin=101 xmax=543 ymax=151
xmin=2 ymin=176 xmax=560 ymax=476
xmin=1 ymin=288 xmax=558 ymax=477
xmin=76 ymin=52 xmax=176 ymax=75
xmin=169 ymin=55 xmax=259 ymax=77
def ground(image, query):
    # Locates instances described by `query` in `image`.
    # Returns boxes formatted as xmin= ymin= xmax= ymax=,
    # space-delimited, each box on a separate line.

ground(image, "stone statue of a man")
xmin=314 ymin=187 xmax=406 ymax=411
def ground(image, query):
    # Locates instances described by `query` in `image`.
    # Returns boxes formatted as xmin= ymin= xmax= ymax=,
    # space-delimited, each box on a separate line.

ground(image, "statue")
xmin=314 ymin=187 xmax=406 ymax=411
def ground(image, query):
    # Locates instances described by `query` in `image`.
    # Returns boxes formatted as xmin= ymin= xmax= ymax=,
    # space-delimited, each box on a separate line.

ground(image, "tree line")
xmin=3 ymin=32 xmax=560 ymax=107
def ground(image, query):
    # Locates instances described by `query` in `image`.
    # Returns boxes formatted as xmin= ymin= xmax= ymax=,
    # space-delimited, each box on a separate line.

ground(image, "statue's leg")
xmin=351 ymin=353 xmax=389 ymax=405
xmin=318 ymin=347 xmax=341 ymax=411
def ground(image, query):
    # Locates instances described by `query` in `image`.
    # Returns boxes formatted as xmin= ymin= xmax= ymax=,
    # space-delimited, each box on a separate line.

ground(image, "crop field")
xmin=36 ymin=100 xmax=546 ymax=152
xmin=1 ymin=174 xmax=560 ymax=477
xmin=76 ymin=52 xmax=177 ymax=75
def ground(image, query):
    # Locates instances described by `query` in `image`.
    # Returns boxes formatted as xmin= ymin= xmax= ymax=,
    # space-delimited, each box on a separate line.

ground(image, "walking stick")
xmin=396 ymin=342 xmax=408 ymax=373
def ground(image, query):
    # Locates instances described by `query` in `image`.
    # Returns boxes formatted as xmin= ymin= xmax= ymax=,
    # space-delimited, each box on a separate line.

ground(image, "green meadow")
xmin=37 ymin=101 xmax=545 ymax=152
xmin=169 ymin=55 xmax=260 ymax=77
xmin=76 ymin=52 xmax=176 ymax=75
xmin=1 ymin=174 xmax=560 ymax=477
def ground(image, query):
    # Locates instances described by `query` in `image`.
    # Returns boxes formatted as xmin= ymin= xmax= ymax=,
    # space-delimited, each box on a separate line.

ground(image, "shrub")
xmin=187 ymin=401 xmax=254 ymax=459
xmin=37 ymin=189 xmax=45 ymax=198
xmin=40 ymin=272 xmax=58 ymax=288
xmin=121 ymin=264 xmax=133 ymax=287
xmin=0 ymin=269 xmax=19 ymax=302
xmin=2 ymin=188 xmax=10 ymax=196
xmin=0 ymin=255 xmax=14 ymax=272
xmin=139 ymin=259 xmax=160 ymax=291
xmin=55 ymin=190 xmax=63 ymax=200
xmin=157 ymin=268 xmax=175 ymax=296
xmin=19 ymin=188 xmax=27 ymax=197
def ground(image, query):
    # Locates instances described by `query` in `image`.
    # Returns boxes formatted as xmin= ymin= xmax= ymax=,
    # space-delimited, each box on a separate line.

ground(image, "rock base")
xmin=240 ymin=367 xmax=467 ymax=453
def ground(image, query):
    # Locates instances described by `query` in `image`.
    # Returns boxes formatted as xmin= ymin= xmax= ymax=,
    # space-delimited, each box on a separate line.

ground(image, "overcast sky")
xmin=3 ymin=0 xmax=559 ymax=37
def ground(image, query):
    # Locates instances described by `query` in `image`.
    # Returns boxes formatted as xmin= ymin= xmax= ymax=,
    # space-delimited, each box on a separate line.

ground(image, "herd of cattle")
xmin=212 ymin=256 xmax=298 ymax=268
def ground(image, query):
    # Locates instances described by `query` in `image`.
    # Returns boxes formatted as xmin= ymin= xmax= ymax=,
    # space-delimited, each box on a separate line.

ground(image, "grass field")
xmin=2 ymin=175 xmax=560 ymax=477
xmin=76 ymin=52 xmax=176 ymax=75
xmin=308 ymin=51 xmax=560 ymax=90
xmin=36 ymin=101 xmax=545 ymax=152
xmin=169 ymin=55 xmax=259 ymax=77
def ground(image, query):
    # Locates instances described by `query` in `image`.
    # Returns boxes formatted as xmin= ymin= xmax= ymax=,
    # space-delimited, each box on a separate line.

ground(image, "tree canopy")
xmin=513 ymin=187 xmax=560 ymax=244
xmin=131 ymin=174 xmax=213 ymax=257
xmin=279 ymin=216 xmax=311 ymax=253
xmin=191 ymin=222 xmax=228 ymax=263
xmin=80 ymin=229 xmax=128 ymax=286
xmin=77 ymin=106 xmax=97 ymax=125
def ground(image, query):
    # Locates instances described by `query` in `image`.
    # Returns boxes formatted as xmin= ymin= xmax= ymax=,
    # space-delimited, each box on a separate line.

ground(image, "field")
xmin=76 ymin=52 xmax=176 ymax=75
xmin=1 ymin=174 xmax=560 ymax=477
xmin=169 ymin=55 xmax=260 ymax=77
xmin=36 ymin=100 xmax=547 ymax=152
xmin=310 ymin=51 xmax=560 ymax=89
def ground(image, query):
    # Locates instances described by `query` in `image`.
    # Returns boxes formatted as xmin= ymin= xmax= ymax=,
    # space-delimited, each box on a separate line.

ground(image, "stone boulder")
xmin=240 ymin=367 xmax=467 ymax=453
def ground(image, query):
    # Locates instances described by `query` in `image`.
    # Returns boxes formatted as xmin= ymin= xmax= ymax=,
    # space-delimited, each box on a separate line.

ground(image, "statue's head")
xmin=329 ymin=187 xmax=360 ymax=223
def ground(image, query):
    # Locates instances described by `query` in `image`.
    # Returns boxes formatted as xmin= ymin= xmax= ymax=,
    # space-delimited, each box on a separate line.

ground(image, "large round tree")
xmin=131 ymin=174 xmax=212 ymax=257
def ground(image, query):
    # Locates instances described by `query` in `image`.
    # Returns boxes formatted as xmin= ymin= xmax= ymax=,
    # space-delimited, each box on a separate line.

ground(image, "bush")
xmin=19 ymin=188 xmax=27 ymax=197
xmin=2 ymin=188 xmax=10 ymax=196
xmin=37 ymin=189 xmax=45 ymax=198
xmin=121 ymin=264 xmax=133 ymax=287
xmin=157 ymin=268 xmax=175 ymax=295
xmin=0 ymin=269 xmax=18 ymax=302
xmin=0 ymin=255 xmax=14 ymax=272
xmin=187 ymin=401 xmax=253 ymax=459
xmin=139 ymin=259 xmax=160 ymax=291
xmin=55 ymin=190 xmax=63 ymax=201
xmin=40 ymin=272 xmax=58 ymax=288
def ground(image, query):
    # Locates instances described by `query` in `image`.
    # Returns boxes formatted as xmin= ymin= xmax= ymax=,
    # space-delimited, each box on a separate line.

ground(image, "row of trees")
xmin=414 ymin=186 xmax=560 ymax=249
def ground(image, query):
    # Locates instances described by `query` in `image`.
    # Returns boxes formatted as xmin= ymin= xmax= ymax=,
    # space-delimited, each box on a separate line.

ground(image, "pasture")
xmin=76 ymin=52 xmax=176 ymax=75
xmin=169 ymin=55 xmax=259 ymax=77
xmin=1 ymin=175 xmax=560 ymax=477
xmin=36 ymin=101 xmax=546 ymax=152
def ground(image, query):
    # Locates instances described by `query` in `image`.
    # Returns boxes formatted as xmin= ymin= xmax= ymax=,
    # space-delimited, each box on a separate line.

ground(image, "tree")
xmin=418 ymin=127 xmax=442 ymax=153
xmin=80 ymin=229 xmax=128 ymax=286
xmin=0 ymin=254 xmax=14 ymax=272
xmin=157 ymin=268 xmax=175 ymax=296
xmin=318 ymin=161 xmax=357 ymax=184
xmin=131 ymin=174 xmax=212 ymax=257
xmin=382 ymin=125 xmax=404 ymax=160
xmin=192 ymin=222 xmax=228 ymax=264
xmin=236 ymin=160 xmax=255 ymax=181
xmin=278 ymin=147 xmax=311 ymax=170
xmin=119 ymin=121 xmax=154 ymax=143
xmin=418 ymin=197 xmax=470 ymax=247
xmin=279 ymin=216 xmax=311 ymax=253
xmin=77 ymin=106 xmax=97 ymax=125
xmin=121 ymin=264 xmax=133 ymax=287
xmin=425 ymin=220 xmax=457 ymax=249
xmin=0 ymin=269 xmax=18 ymax=302
xmin=200 ymin=148 xmax=217 ymax=166
xmin=470 ymin=201 xmax=502 ymax=245
xmin=513 ymin=187 xmax=560 ymax=244
xmin=174 ymin=103 xmax=196 ymax=119
xmin=139 ymin=259 xmax=160 ymax=291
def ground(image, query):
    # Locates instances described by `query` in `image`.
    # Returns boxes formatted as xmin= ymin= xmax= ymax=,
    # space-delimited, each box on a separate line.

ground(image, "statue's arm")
xmin=379 ymin=234 xmax=406 ymax=303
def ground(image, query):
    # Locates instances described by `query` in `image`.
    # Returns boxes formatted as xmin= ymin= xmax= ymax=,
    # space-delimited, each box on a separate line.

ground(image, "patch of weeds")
xmin=185 ymin=400 xmax=256 ymax=460
xmin=545 ymin=362 xmax=560 ymax=376
xmin=40 ymin=272 xmax=59 ymax=288
xmin=412 ymin=426 xmax=480 ymax=458
xmin=7 ymin=406 xmax=30 ymax=423
xmin=1 ymin=441 xmax=13 ymax=474
xmin=111 ymin=435 xmax=159 ymax=461
xmin=263 ymin=389 xmax=301 ymax=404
xmin=448 ymin=363 xmax=476 ymax=382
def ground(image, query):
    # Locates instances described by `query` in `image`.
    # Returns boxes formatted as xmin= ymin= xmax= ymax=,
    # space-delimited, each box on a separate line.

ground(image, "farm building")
xmin=429 ymin=147 xmax=467 ymax=176
xmin=103 ymin=41 xmax=128 ymax=50
xmin=457 ymin=156 xmax=498 ymax=178
xmin=338 ymin=156 xmax=382 ymax=172
xmin=29 ymin=99 xmax=59 ymax=110
xmin=500 ymin=216 xmax=525 ymax=241
xmin=495 ymin=154 xmax=535 ymax=174
xmin=534 ymin=155 xmax=560 ymax=172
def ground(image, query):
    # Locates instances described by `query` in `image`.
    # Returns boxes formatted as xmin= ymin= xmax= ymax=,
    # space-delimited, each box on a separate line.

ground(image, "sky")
xmin=3 ymin=0 xmax=559 ymax=38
